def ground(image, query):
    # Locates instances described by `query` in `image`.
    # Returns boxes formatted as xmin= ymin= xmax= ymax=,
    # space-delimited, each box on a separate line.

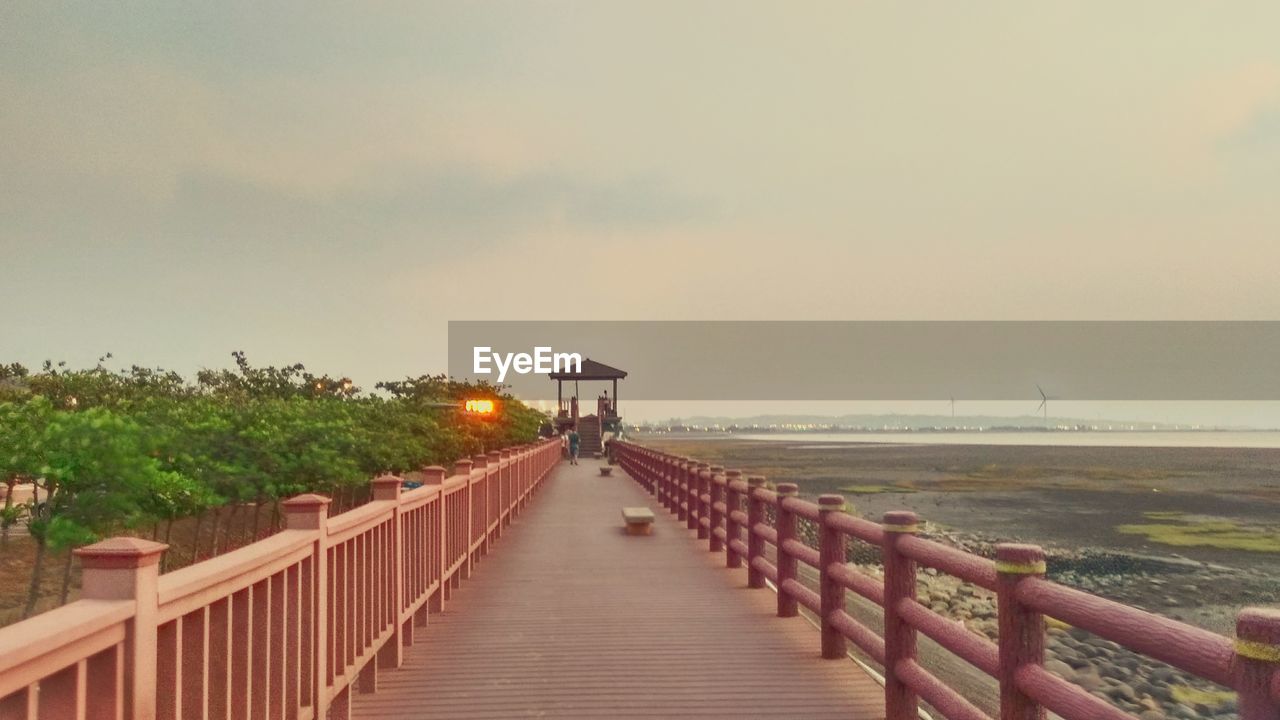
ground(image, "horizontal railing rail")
xmin=613 ymin=440 xmax=1280 ymax=720
xmin=0 ymin=438 xmax=560 ymax=720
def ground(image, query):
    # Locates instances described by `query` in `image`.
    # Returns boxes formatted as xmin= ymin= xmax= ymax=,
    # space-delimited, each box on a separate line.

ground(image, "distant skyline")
xmin=575 ymin=401 xmax=1280 ymax=429
xmin=4 ymin=4 xmax=1280 ymax=425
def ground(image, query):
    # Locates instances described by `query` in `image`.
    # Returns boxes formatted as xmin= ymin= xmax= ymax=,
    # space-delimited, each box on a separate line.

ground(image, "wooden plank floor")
xmin=353 ymin=457 xmax=885 ymax=719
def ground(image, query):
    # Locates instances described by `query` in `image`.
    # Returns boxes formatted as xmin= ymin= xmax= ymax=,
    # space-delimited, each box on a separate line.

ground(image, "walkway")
xmin=353 ymin=457 xmax=885 ymax=719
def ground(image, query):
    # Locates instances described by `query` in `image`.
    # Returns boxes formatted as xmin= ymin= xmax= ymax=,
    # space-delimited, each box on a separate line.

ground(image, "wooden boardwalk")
xmin=353 ymin=457 xmax=885 ymax=719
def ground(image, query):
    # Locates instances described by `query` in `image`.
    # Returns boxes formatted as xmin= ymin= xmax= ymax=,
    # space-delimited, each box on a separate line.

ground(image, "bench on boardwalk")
xmin=621 ymin=506 xmax=655 ymax=535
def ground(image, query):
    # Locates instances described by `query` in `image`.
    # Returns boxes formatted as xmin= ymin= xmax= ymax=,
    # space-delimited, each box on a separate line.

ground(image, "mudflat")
xmin=636 ymin=434 xmax=1280 ymax=628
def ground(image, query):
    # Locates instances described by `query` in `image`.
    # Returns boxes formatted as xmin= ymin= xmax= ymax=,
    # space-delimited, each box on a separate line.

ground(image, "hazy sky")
xmin=3 ymin=4 xmax=1280 ymax=423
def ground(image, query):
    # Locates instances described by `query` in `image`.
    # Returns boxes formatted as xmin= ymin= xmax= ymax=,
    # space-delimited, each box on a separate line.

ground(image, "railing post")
xmin=371 ymin=476 xmax=404 ymax=673
xmin=724 ymin=470 xmax=742 ymax=567
xmin=657 ymin=455 xmax=668 ymax=509
xmin=679 ymin=459 xmax=693 ymax=526
xmin=817 ymin=495 xmax=847 ymax=659
xmin=488 ymin=450 xmax=503 ymax=542
xmin=454 ymin=458 xmax=474 ymax=580
xmin=1235 ymin=607 xmax=1280 ymax=720
xmin=515 ymin=447 xmax=522 ymax=504
xmin=422 ymin=466 xmax=446 ymax=614
xmin=473 ymin=454 xmax=490 ymax=558
xmin=75 ymin=537 xmax=168 ymax=720
xmin=417 ymin=466 xmax=448 ymax=617
xmin=696 ymin=463 xmax=711 ymax=540
xmin=882 ymin=511 xmax=921 ymax=720
xmin=775 ymin=483 xmax=799 ymax=618
xmin=996 ymin=543 xmax=1047 ymax=720
xmin=746 ymin=476 xmax=767 ymax=588
xmin=708 ymin=466 xmax=725 ymax=552
xmin=523 ymin=445 xmax=532 ymax=503
xmin=499 ymin=448 xmax=512 ymax=526
xmin=665 ymin=456 xmax=676 ymax=511
xmin=282 ymin=494 xmax=331 ymax=719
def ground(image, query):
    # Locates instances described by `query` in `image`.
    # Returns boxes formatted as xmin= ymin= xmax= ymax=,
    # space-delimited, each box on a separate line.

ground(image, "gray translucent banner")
xmin=447 ymin=321 xmax=1280 ymax=401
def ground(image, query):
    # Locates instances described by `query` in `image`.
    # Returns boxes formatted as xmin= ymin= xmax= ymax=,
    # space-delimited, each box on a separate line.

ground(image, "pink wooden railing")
xmin=613 ymin=440 xmax=1280 ymax=720
xmin=0 ymin=439 xmax=560 ymax=720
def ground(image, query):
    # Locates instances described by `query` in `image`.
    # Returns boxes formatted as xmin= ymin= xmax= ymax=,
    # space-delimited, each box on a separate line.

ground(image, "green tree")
xmin=11 ymin=400 xmax=200 ymax=615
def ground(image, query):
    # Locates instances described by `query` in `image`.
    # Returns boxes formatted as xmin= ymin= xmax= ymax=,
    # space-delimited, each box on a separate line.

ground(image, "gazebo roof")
xmin=548 ymin=358 xmax=627 ymax=381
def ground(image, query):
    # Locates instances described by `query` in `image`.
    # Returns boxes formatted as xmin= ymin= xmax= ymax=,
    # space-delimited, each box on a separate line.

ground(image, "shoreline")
xmin=632 ymin=429 xmax=1280 ymax=449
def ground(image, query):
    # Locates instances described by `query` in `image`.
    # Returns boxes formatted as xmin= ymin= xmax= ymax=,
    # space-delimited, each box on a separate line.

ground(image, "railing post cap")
xmin=455 ymin=458 xmax=474 ymax=468
xmin=371 ymin=475 xmax=403 ymax=500
xmin=500 ymin=448 xmax=513 ymax=458
xmin=709 ymin=465 xmax=725 ymax=473
xmin=282 ymin=493 xmax=332 ymax=512
xmin=472 ymin=454 xmax=489 ymax=467
xmin=747 ymin=475 xmax=767 ymax=487
xmin=487 ymin=450 xmax=502 ymax=459
xmin=880 ymin=507 xmax=921 ymax=530
xmin=775 ymin=482 xmax=799 ymax=497
xmin=421 ymin=466 xmax=447 ymax=483
xmin=1237 ymin=607 xmax=1280 ymax=648
xmin=725 ymin=469 xmax=742 ymax=478
xmin=75 ymin=537 xmax=168 ymax=569
xmin=817 ymin=494 xmax=846 ymax=512
xmin=995 ymin=543 xmax=1047 ymax=575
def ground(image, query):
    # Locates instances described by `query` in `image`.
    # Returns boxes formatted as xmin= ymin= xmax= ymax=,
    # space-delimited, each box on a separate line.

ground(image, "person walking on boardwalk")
xmin=567 ymin=427 xmax=581 ymax=465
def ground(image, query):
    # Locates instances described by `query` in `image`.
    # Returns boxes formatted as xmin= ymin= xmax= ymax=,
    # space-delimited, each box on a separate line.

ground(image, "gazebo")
xmin=548 ymin=358 xmax=627 ymax=431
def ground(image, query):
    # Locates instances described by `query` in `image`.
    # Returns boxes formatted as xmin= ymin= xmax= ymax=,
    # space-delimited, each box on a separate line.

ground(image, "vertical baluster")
xmin=183 ymin=608 xmax=209 ymax=720
xmin=269 ymin=573 xmax=285 ymax=720
xmin=207 ymin=598 xmax=232 ymax=720
xmin=285 ymin=564 xmax=301 ymax=720
xmin=250 ymin=578 xmax=270 ymax=720
xmin=230 ymin=588 xmax=252 ymax=719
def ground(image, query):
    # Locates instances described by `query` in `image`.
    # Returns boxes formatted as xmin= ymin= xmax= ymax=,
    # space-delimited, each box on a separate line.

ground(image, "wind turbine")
xmin=1036 ymin=385 xmax=1059 ymax=427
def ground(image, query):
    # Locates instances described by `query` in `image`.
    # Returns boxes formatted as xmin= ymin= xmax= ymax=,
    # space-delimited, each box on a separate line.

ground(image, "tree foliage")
xmin=0 ymin=353 xmax=546 ymax=616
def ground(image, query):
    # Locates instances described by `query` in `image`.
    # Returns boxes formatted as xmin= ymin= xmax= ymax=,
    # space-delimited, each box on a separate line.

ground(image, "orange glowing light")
xmin=465 ymin=399 xmax=495 ymax=414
